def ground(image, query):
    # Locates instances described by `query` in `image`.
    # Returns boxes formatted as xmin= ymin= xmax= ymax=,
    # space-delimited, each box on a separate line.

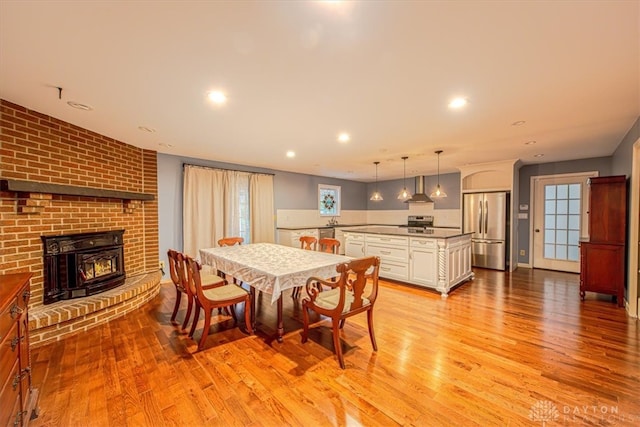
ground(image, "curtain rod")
xmin=182 ymin=163 xmax=275 ymax=176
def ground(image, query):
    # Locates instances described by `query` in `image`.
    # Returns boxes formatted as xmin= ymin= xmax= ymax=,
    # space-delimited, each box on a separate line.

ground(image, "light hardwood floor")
xmin=29 ymin=268 xmax=640 ymax=426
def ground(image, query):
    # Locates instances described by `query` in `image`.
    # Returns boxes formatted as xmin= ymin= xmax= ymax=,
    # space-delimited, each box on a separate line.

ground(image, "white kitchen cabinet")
xmin=409 ymin=237 xmax=438 ymax=288
xmin=444 ymin=235 xmax=473 ymax=288
xmin=277 ymin=228 xmax=319 ymax=248
xmin=364 ymin=234 xmax=409 ymax=281
xmin=334 ymin=226 xmax=366 ymax=255
xmin=344 ymin=232 xmax=365 ymax=257
xmin=378 ymin=261 xmax=409 ymax=281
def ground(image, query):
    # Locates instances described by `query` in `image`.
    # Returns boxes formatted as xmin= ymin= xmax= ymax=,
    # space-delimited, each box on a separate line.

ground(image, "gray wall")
xmin=612 ymin=117 xmax=639 ymax=177
xmin=611 ymin=116 xmax=640 ymax=301
xmin=274 ymin=170 xmax=367 ymax=210
xmin=516 ymin=157 xmax=612 ymax=265
xmin=365 ymin=172 xmax=461 ymax=210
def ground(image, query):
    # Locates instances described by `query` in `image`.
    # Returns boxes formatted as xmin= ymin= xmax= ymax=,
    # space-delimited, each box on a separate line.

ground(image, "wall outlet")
xmin=519 ymin=249 xmax=526 ymax=256
xmin=159 ymin=261 xmax=165 ymax=270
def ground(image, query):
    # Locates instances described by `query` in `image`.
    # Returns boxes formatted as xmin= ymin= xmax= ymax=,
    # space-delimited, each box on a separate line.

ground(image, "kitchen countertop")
xmin=277 ymin=224 xmax=462 ymax=232
xmin=277 ymin=224 xmax=383 ymax=230
xmin=343 ymin=226 xmax=470 ymax=239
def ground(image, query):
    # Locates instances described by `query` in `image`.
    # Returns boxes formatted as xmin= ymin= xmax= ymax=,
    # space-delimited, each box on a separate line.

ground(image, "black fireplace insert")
xmin=42 ymin=230 xmax=125 ymax=304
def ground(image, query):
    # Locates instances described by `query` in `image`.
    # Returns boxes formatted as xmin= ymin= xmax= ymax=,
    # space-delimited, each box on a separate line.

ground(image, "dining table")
xmin=199 ymin=242 xmax=351 ymax=342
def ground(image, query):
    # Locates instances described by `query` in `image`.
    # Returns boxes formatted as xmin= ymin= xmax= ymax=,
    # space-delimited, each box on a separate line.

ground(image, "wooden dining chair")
xmin=218 ymin=237 xmax=244 ymax=247
xmin=167 ymin=249 xmax=226 ymax=332
xmin=318 ymin=237 xmax=341 ymax=285
xmin=299 ymin=236 xmax=317 ymax=251
xmin=292 ymin=235 xmax=319 ymax=298
xmin=167 ymin=249 xmax=190 ymax=328
xmin=217 ymin=236 xmax=244 ymax=288
xmin=318 ymin=237 xmax=340 ymax=254
xmin=184 ymin=254 xmax=253 ymax=351
xmin=301 ymin=256 xmax=381 ymax=369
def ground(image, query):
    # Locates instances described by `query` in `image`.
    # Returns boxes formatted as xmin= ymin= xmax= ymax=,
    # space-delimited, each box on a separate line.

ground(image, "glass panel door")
xmin=543 ymin=183 xmax=581 ymax=262
xmin=533 ymin=172 xmax=596 ymax=273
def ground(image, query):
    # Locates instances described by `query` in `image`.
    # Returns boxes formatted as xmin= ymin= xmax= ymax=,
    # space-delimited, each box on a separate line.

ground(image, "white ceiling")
xmin=1 ymin=1 xmax=638 ymax=182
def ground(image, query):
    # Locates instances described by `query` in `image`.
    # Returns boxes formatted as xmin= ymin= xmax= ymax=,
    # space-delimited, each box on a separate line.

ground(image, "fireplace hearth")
xmin=42 ymin=230 xmax=125 ymax=304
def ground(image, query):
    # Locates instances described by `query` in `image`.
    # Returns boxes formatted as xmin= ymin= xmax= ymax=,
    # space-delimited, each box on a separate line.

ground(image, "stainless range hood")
xmin=405 ymin=176 xmax=434 ymax=203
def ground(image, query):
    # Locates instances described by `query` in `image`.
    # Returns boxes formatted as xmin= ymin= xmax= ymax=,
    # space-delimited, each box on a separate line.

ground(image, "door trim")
xmin=529 ymin=171 xmax=598 ymax=272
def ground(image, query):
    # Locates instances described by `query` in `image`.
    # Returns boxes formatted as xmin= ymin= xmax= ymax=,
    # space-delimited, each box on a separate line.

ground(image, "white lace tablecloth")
xmin=199 ymin=243 xmax=351 ymax=304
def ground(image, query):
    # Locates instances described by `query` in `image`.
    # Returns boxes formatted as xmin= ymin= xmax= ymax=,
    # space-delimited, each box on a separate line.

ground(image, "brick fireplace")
xmin=0 ymin=99 xmax=161 ymax=346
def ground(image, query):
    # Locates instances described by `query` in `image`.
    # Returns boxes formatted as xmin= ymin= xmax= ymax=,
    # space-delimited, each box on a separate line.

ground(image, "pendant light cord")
xmin=402 ymin=156 xmax=407 ymax=188
xmin=435 ymin=150 xmax=442 ymax=186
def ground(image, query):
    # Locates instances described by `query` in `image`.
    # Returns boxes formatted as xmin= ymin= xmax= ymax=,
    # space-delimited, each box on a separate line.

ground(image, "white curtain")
xmin=183 ymin=166 xmax=225 ymax=258
xmin=183 ymin=165 xmax=274 ymax=257
xmin=250 ymin=174 xmax=275 ymax=243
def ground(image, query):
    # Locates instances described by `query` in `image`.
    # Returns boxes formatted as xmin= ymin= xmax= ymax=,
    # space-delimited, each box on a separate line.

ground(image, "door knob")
xmin=535 ymin=229 xmax=540 ymax=232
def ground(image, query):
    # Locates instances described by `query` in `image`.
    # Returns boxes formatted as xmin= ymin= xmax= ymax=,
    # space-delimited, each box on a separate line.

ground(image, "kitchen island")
xmin=343 ymin=227 xmax=473 ymax=297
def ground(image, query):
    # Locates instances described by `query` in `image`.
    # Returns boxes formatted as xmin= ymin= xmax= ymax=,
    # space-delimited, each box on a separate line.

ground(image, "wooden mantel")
xmin=0 ymin=179 xmax=155 ymax=200
xmin=0 ymin=179 xmax=155 ymax=214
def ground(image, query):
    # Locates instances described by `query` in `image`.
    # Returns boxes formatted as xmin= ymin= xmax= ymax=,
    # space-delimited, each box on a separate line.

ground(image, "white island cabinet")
xmin=409 ymin=237 xmax=438 ymax=288
xmin=345 ymin=227 xmax=473 ymax=297
xmin=277 ymin=228 xmax=319 ymax=248
xmin=344 ymin=232 xmax=365 ymax=257
xmin=365 ymin=234 xmax=409 ymax=281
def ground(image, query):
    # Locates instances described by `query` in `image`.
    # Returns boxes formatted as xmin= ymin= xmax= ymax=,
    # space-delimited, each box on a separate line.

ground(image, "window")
xmin=238 ymin=177 xmax=250 ymax=243
xmin=318 ymin=184 xmax=340 ymax=216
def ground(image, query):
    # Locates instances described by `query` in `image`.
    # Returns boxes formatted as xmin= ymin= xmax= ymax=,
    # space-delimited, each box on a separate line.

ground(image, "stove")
xmin=399 ymin=215 xmax=434 ymax=232
xmin=407 ymin=215 xmax=433 ymax=227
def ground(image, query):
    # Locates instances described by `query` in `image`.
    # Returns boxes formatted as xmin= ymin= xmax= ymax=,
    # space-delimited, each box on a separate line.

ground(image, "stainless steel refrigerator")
xmin=463 ymin=192 xmax=509 ymax=270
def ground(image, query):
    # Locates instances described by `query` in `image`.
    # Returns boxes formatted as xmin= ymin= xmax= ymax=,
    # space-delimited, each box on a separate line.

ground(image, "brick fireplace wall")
xmin=1 ymin=99 xmax=161 ymax=344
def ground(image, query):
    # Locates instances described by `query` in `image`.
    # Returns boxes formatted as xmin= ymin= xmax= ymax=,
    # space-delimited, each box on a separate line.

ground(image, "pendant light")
xmin=370 ymin=161 xmax=383 ymax=201
xmin=430 ymin=150 xmax=447 ymax=198
xmin=397 ymin=156 xmax=411 ymax=200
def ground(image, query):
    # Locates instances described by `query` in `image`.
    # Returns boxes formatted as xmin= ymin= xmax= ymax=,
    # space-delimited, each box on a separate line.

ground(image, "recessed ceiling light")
xmin=286 ymin=151 xmax=296 ymax=158
xmin=138 ymin=126 xmax=156 ymax=133
xmin=511 ymin=120 xmax=526 ymax=126
xmin=67 ymin=101 xmax=93 ymax=111
xmin=534 ymin=153 xmax=544 ymax=158
xmin=338 ymin=133 xmax=350 ymax=143
xmin=207 ymin=91 xmax=227 ymax=105
xmin=448 ymin=97 xmax=468 ymax=109
xmin=525 ymin=140 xmax=536 ymax=145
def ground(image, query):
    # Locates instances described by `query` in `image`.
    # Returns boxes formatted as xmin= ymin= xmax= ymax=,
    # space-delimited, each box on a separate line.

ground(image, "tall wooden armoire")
xmin=579 ymin=175 xmax=627 ymax=306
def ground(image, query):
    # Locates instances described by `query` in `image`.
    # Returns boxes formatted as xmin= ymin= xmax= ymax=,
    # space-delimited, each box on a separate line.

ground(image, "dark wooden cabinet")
xmin=0 ymin=273 xmax=39 ymax=426
xmin=580 ymin=176 xmax=627 ymax=306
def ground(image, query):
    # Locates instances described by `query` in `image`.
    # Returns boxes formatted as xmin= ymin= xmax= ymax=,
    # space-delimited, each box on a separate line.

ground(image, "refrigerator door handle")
xmin=478 ymin=200 xmax=483 ymax=235
xmin=484 ymin=200 xmax=489 ymax=236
